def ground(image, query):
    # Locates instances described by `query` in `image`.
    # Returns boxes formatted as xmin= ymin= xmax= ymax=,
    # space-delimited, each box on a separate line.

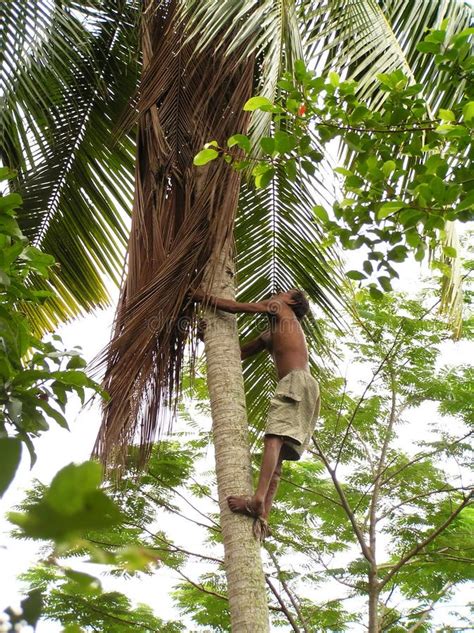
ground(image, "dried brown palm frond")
xmin=94 ymin=0 xmax=254 ymax=467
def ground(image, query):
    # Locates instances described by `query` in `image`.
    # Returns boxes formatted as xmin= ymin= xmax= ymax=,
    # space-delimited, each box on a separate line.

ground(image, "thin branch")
xmin=380 ymin=430 xmax=473 ymax=489
xmin=315 ymin=554 xmax=359 ymax=590
xmin=280 ymin=475 xmax=342 ymax=507
xmin=339 ymin=294 xmax=446 ymax=472
xmin=188 ymin=474 xmax=219 ymax=504
xmin=368 ymin=372 xmax=397 ymax=563
xmin=147 ymin=471 xmax=220 ymax=527
xmin=174 ymin=568 xmax=228 ymax=602
xmin=315 ymin=118 xmax=437 ymax=135
xmin=268 ymin=549 xmax=310 ymax=633
xmin=333 ymin=374 xmax=348 ymax=438
xmin=380 ymin=491 xmax=473 ymax=589
xmin=265 ymin=576 xmax=301 ymax=633
xmin=123 ymin=521 xmax=221 ymax=564
xmin=151 ymin=533 xmax=224 ymax=565
xmin=71 ymin=595 xmax=159 ymax=632
xmin=378 ymin=485 xmax=472 ymax=521
xmin=312 ymin=437 xmax=374 ymax=565
xmin=175 ymin=568 xmax=282 ymax=612
xmin=141 ymin=492 xmax=220 ymax=532
xmin=335 ymin=332 xmax=404 ymax=467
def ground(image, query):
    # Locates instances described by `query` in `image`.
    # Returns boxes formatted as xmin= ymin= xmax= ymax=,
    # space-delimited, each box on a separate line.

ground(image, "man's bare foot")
xmin=227 ymin=495 xmax=264 ymax=517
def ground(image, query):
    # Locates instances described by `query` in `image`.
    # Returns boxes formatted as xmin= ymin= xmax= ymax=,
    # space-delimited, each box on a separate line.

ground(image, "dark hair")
xmin=290 ymin=289 xmax=310 ymax=320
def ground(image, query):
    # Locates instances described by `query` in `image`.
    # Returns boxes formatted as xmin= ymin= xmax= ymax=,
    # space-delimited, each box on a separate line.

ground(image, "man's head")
xmin=274 ymin=289 xmax=310 ymax=320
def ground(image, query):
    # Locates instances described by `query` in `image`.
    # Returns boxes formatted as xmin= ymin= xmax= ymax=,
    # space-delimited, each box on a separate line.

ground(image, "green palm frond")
xmin=1 ymin=1 xmax=98 ymax=170
xmin=0 ymin=0 xmax=140 ymax=329
xmin=303 ymin=0 xmax=472 ymax=109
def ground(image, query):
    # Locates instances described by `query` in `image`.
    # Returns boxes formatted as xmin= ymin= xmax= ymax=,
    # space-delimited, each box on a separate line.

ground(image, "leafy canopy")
xmin=196 ymin=25 xmax=474 ymax=297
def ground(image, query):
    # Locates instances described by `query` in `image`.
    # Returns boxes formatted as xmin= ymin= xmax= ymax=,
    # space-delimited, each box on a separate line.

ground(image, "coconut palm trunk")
xmin=204 ymin=251 xmax=270 ymax=631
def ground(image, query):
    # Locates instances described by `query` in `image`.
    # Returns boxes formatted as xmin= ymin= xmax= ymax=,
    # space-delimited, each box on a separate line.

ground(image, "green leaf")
xmin=47 ymin=461 xmax=102 ymax=515
xmin=277 ymin=79 xmax=294 ymax=91
xmin=416 ymin=41 xmax=441 ymax=54
xmin=0 ymin=167 xmax=12 ymax=181
xmin=255 ymin=167 xmax=275 ymax=189
xmin=294 ymin=59 xmax=307 ymax=82
xmin=66 ymin=355 xmax=87 ymax=370
xmin=0 ymin=437 xmax=22 ymax=497
xmin=285 ymin=159 xmax=297 ymax=181
xmin=227 ymin=134 xmax=251 ymax=152
xmin=193 ymin=149 xmax=219 ymax=166
xmin=347 ymin=270 xmax=366 ymax=281
xmin=0 ymin=193 xmax=22 ymax=213
xmin=9 ymin=488 xmax=121 ymax=541
xmin=52 ymin=370 xmax=92 ymax=388
xmin=438 ymin=109 xmax=455 ymax=122
xmin=64 ymin=569 xmax=101 ymax=593
xmin=378 ymin=276 xmax=392 ymax=292
xmin=0 ymin=270 xmax=10 ymax=286
xmin=462 ymin=101 xmax=474 ymax=123
xmin=415 ymin=243 xmax=426 ymax=262
xmin=457 ymin=190 xmax=474 ymax=211
xmin=329 ymin=71 xmax=340 ymax=87
xmin=260 ymin=137 xmax=275 ymax=154
xmin=442 ymin=246 xmax=457 ymax=258
xmin=20 ymin=589 xmax=43 ymax=628
xmin=363 ymin=260 xmax=373 ymax=275
xmin=243 ymin=96 xmax=273 ymax=111
xmin=369 ymin=286 xmax=384 ymax=300
xmin=334 ymin=167 xmax=353 ymax=177
xmin=350 ymin=105 xmax=370 ymax=124
xmin=387 ymin=245 xmax=408 ymax=263
xmin=274 ymin=131 xmax=297 ymax=154
xmin=378 ymin=201 xmax=404 ymax=219
xmin=313 ymin=205 xmax=329 ymax=223
xmin=0 ymin=216 xmax=23 ymax=237
xmin=37 ymin=400 xmax=69 ymax=430
xmin=382 ymin=161 xmax=396 ymax=177
xmin=405 ymin=231 xmax=421 ymax=248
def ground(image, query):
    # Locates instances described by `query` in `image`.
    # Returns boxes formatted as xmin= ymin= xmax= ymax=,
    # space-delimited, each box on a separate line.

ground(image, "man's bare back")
xmin=260 ymin=300 xmax=309 ymax=379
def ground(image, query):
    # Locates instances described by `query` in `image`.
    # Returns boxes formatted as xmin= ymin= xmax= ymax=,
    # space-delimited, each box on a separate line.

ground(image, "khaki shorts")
xmin=265 ymin=370 xmax=320 ymax=461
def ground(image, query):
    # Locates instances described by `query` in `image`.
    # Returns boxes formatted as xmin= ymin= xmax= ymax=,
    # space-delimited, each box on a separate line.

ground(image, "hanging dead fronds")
xmin=94 ymin=0 xmax=254 ymax=467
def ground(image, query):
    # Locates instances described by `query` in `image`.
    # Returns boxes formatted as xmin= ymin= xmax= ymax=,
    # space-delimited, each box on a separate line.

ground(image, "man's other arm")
xmin=240 ymin=334 xmax=268 ymax=360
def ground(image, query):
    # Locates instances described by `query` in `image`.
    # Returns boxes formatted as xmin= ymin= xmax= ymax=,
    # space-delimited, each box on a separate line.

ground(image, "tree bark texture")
xmin=204 ymin=251 xmax=270 ymax=632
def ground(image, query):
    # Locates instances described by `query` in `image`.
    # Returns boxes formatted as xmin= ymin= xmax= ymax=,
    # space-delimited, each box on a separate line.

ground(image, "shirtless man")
xmin=193 ymin=289 xmax=320 ymax=535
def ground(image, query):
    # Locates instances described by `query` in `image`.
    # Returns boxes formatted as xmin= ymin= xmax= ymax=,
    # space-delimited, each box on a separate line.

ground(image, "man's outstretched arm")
xmin=192 ymin=290 xmax=270 ymax=315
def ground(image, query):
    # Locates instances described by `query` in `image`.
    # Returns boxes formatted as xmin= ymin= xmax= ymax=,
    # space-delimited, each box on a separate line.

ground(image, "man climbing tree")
xmin=193 ymin=289 xmax=321 ymax=538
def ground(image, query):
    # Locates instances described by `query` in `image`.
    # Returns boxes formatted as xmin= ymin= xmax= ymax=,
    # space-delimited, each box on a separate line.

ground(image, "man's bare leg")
xmin=261 ymin=450 xmax=284 ymax=521
xmin=227 ymin=435 xmax=284 ymax=517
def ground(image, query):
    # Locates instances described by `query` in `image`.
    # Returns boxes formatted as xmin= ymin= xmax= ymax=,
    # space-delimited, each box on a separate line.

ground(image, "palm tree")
xmin=1 ymin=1 xmax=471 ymax=629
